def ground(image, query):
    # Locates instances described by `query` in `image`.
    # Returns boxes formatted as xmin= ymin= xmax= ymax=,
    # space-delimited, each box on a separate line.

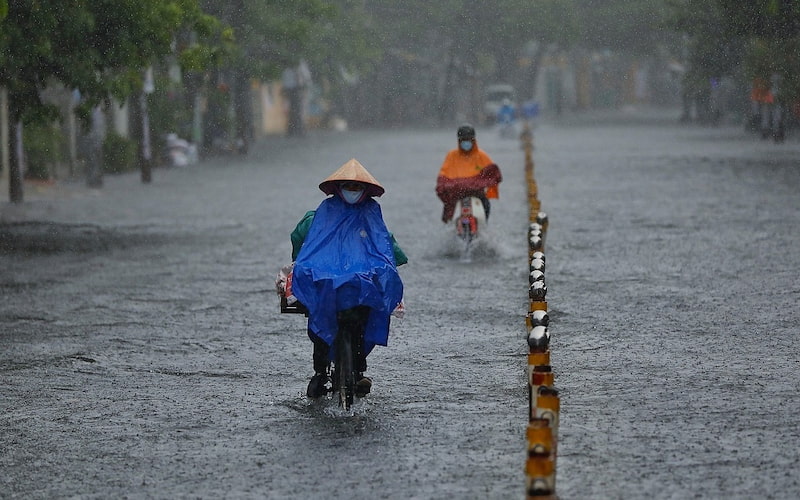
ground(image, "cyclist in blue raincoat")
xmin=290 ymin=158 xmax=407 ymax=398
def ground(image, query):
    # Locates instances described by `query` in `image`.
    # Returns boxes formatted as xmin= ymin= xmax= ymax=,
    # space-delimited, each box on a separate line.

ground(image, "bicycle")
xmin=280 ymin=294 xmax=367 ymax=410
xmin=330 ymin=307 xmax=369 ymax=411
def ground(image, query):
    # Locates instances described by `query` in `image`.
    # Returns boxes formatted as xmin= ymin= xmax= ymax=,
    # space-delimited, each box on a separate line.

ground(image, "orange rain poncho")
xmin=435 ymin=143 xmax=502 ymax=222
xmin=751 ymin=78 xmax=774 ymax=105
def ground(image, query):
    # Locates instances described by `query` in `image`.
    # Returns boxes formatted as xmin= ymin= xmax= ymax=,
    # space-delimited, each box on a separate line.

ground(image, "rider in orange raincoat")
xmin=436 ymin=124 xmax=502 ymax=223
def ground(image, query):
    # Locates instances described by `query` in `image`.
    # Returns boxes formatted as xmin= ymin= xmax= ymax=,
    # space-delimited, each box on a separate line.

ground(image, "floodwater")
xmin=2 ymin=109 xmax=799 ymax=499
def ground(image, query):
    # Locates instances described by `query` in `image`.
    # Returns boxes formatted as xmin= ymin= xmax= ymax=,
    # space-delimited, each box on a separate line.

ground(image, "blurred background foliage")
xmin=3 ymin=0 xmax=798 ymax=125
xmin=1 ymin=0 xmax=798 ymax=189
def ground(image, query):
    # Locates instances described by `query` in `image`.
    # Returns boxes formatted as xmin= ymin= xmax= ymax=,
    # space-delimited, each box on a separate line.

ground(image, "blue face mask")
xmin=460 ymin=140 xmax=473 ymax=151
xmin=342 ymin=188 xmax=364 ymax=204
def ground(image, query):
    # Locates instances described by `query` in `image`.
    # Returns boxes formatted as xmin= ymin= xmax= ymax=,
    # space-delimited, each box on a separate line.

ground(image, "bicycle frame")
xmin=330 ymin=306 xmax=369 ymax=410
xmin=332 ymin=331 xmax=355 ymax=410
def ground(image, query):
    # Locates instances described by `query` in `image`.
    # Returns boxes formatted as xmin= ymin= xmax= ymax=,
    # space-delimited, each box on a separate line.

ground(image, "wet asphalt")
xmin=1 ymin=108 xmax=799 ymax=499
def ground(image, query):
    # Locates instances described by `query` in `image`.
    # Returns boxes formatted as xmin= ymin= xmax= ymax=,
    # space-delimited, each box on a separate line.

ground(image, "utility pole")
xmin=1 ymin=87 xmax=8 ymax=193
xmin=139 ymin=92 xmax=152 ymax=183
xmin=140 ymin=67 xmax=154 ymax=183
xmin=9 ymin=121 xmax=23 ymax=203
xmin=85 ymin=106 xmax=105 ymax=188
xmin=68 ymin=90 xmax=78 ymax=177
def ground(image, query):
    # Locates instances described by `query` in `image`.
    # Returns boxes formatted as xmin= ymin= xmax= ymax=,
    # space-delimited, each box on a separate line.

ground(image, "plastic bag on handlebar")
xmin=392 ymin=300 xmax=405 ymax=319
xmin=275 ymin=262 xmax=300 ymax=305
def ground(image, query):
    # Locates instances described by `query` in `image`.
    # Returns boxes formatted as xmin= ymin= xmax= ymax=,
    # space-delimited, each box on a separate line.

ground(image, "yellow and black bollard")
xmin=526 ymin=350 xmax=550 ymax=380
xmin=522 ymin=119 xmax=557 ymax=499
xmin=535 ymin=212 xmax=548 ymax=233
xmin=528 ymin=230 xmax=544 ymax=257
xmin=527 ymin=417 xmax=554 ymax=457
xmin=534 ymin=387 xmax=560 ymax=454
xmin=525 ymin=455 xmax=556 ymax=499
xmin=529 ymin=365 xmax=554 ymax=422
xmin=526 ymin=417 xmax=556 ymax=499
xmin=529 ymin=280 xmax=547 ymax=307
xmin=530 ymin=254 xmax=545 ymax=274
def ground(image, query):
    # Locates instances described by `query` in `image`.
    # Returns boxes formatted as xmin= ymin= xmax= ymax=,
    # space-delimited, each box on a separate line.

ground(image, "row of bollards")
xmin=522 ymin=123 xmax=560 ymax=500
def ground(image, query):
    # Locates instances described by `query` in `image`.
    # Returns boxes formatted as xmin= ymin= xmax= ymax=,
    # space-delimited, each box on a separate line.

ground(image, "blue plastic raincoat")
xmin=291 ymin=195 xmax=404 ymax=354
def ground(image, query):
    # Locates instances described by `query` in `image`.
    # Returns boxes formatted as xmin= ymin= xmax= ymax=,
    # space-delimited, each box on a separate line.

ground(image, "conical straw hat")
xmin=319 ymin=158 xmax=385 ymax=197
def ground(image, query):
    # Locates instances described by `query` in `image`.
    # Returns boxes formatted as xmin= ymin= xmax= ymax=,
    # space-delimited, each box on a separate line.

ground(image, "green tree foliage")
xmin=368 ymin=0 xmax=577 ymax=80
xmin=670 ymin=0 xmax=800 ymax=104
xmin=717 ymin=0 xmax=800 ymax=39
xmin=350 ymin=0 xmax=579 ymax=122
xmin=355 ymin=0 xmax=683 ymax=121
xmin=304 ymin=0 xmax=381 ymax=85
xmin=196 ymin=1 xmax=339 ymax=142
xmin=0 ymin=0 xmax=227 ymax=201
xmin=200 ymin=0 xmax=335 ymax=80
xmin=102 ymin=132 xmax=137 ymax=174
xmin=670 ymin=1 xmax=739 ymax=78
xmin=0 ymin=0 xmax=225 ymax=125
xmin=576 ymin=0 xmax=674 ymax=55
xmin=717 ymin=0 xmax=800 ymax=86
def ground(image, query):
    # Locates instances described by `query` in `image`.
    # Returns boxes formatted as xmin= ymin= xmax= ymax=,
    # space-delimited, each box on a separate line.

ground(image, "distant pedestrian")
xmin=749 ymin=77 xmax=777 ymax=140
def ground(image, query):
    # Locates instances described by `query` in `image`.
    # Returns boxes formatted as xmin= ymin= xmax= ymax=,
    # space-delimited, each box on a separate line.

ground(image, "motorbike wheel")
xmin=459 ymin=217 xmax=477 ymax=260
xmin=461 ymin=221 xmax=472 ymax=247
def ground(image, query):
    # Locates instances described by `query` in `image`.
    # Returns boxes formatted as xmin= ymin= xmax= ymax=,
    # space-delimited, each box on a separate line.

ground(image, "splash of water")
xmin=427 ymin=224 xmax=515 ymax=262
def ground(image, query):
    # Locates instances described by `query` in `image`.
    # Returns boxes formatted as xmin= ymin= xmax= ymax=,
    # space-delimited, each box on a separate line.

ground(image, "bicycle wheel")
xmin=334 ymin=330 xmax=354 ymax=410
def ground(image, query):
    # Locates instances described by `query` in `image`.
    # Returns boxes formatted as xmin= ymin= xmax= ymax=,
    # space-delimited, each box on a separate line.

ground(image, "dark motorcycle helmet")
xmin=457 ymin=124 xmax=476 ymax=140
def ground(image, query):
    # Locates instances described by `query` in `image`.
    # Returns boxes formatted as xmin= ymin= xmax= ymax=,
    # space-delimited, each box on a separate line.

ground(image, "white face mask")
xmin=342 ymin=188 xmax=364 ymax=204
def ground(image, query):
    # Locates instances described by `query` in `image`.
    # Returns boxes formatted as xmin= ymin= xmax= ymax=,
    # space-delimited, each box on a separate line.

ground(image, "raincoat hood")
xmin=319 ymin=158 xmax=385 ymax=198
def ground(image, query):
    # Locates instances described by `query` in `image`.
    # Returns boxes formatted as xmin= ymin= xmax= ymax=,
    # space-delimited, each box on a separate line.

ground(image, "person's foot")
xmin=355 ymin=374 xmax=372 ymax=397
xmin=306 ymin=373 xmax=330 ymax=398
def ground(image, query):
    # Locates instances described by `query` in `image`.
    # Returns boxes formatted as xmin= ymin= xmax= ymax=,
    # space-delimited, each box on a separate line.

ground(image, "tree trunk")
xmin=286 ymin=85 xmax=305 ymax=137
xmin=524 ymin=44 xmax=545 ymax=103
xmin=1 ymin=87 xmax=9 ymax=194
xmin=85 ymin=106 xmax=105 ymax=188
xmin=233 ymin=69 xmax=251 ymax=154
xmin=438 ymin=51 xmax=456 ymax=124
xmin=181 ymin=70 xmax=204 ymax=153
xmin=9 ymin=121 xmax=23 ymax=203
xmin=139 ymin=93 xmax=152 ymax=183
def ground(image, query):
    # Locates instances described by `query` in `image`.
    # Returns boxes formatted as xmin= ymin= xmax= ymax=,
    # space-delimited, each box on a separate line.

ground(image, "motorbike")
xmin=453 ymin=196 xmax=487 ymax=259
xmin=496 ymin=102 xmax=518 ymax=139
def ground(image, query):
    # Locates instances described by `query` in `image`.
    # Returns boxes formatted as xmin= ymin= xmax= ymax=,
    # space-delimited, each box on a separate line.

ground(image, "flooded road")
xmin=2 ymin=110 xmax=799 ymax=499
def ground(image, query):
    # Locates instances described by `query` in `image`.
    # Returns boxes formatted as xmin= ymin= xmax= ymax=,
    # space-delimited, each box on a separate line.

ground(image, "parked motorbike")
xmin=164 ymin=133 xmax=198 ymax=167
